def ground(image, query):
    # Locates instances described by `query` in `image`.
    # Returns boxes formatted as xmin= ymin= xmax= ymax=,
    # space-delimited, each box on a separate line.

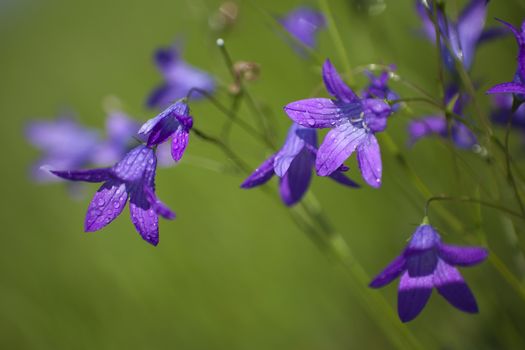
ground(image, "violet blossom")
xmin=241 ymin=123 xmax=358 ymax=206
xmin=279 ymin=7 xmax=326 ymax=51
xmin=491 ymin=94 xmax=525 ymax=132
xmin=284 ymin=59 xmax=392 ymax=188
xmin=370 ymin=222 xmax=488 ymax=322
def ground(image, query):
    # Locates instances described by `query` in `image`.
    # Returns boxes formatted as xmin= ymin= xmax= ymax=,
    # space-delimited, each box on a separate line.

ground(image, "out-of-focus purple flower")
xmin=92 ymin=110 xmax=141 ymax=166
xmin=407 ymin=86 xmax=477 ymax=149
xmin=284 ymin=59 xmax=393 ymax=188
xmin=486 ymin=19 xmax=525 ymax=100
xmin=138 ymin=100 xmax=193 ymax=163
xmin=147 ymin=44 xmax=215 ymax=109
xmin=241 ymin=123 xmax=358 ymax=206
xmin=26 ymin=117 xmax=100 ymax=182
xmin=279 ymin=7 xmax=326 ymax=50
xmin=370 ymin=223 xmax=488 ymax=322
xmin=361 ymin=68 xmax=400 ymax=111
xmin=491 ymin=94 xmax=525 ymax=131
xmin=49 ymin=145 xmax=175 ymax=246
xmin=416 ymin=0 xmax=494 ymax=72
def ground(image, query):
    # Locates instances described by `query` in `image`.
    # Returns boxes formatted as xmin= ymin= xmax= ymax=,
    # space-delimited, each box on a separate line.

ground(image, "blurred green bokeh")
xmin=2 ymin=0 xmax=525 ymax=349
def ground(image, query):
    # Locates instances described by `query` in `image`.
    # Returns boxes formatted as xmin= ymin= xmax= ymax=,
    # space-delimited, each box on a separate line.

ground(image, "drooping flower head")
xmin=279 ymin=7 xmax=326 ymax=51
xmin=486 ymin=19 xmax=525 ymax=101
xmin=241 ymin=123 xmax=358 ymax=206
xmin=370 ymin=222 xmax=488 ymax=322
xmin=26 ymin=116 xmax=100 ymax=182
xmin=284 ymin=59 xmax=393 ymax=188
xmin=147 ymin=44 xmax=215 ymax=109
xmin=408 ymin=86 xmax=477 ymax=149
xmin=416 ymin=0 xmax=493 ymax=73
xmin=49 ymin=145 xmax=175 ymax=246
xmin=138 ymin=100 xmax=193 ymax=163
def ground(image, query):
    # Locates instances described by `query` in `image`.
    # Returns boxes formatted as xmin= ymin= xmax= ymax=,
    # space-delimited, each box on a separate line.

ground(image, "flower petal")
xmin=452 ymin=122 xmax=477 ymax=149
xmin=171 ymin=115 xmax=193 ymax=162
xmin=129 ymin=191 xmax=159 ymax=246
xmin=279 ymin=149 xmax=314 ymax=206
xmin=457 ymin=0 xmax=488 ymax=69
xmin=434 ymin=259 xmax=478 ymax=313
xmin=316 ymin=122 xmax=367 ymax=176
xmin=50 ymin=168 xmax=111 ymax=183
xmin=144 ymin=185 xmax=176 ymax=220
xmin=85 ymin=181 xmax=128 ymax=232
xmin=274 ymin=124 xmax=311 ymax=177
xmin=407 ymin=116 xmax=447 ymax=144
xmin=438 ymin=244 xmax=488 ymax=266
xmin=486 ymin=82 xmax=525 ymax=95
xmin=369 ymin=254 xmax=406 ymax=288
xmin=284 ymin=98 xmax=361 ymax=128
xmin=322 ymin=59 xmax=359 ymax=103
xmin=327 ymin=171 xmax=360 ymax=188
xmin=398 ymin=271 xmax=433 ymax=322
xmin=356 ymin=134 xmax=382 ymax=188
xmin=241 ymin=155 xmax=276 ymax=188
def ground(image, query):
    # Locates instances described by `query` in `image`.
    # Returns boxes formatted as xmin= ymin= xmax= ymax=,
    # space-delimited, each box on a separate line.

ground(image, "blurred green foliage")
xmin=2 ymin=0 xmax=525 ymax=349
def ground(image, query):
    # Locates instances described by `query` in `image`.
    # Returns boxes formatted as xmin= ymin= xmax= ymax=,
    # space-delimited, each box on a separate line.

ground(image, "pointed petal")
xmin=50 ymin=168 xmax=111 ymax=183
xmin=369 ymin=255 xmax=406 ymax=288
xmin=322 ymin=59 xmax=359 ymax=103
xmin=457 ymin=0 xmax=488 ymax=68
xmin=486 ymin=82 xmax=525 ymax=95
xmin=434 ymin=260 xmax=478 ymax=313
xmin=129 ymin=190 xmax=159 ymax=246
xmin=398 ymin=271 xmax=433 ymax=322
xmin=316 ymin=122 xmax=367 ymax=176
xmin=84 ymin=181 xmax=128 ymax=232
xmin=170 ymin=115 xmax=192 ymax=161
xmin=143 ymin=185 xmax=175 ymax=220
xmin=284 ymin=98 xmax=361 ymax=128
xmin=415 ymin=1 xmax=436 ymax=42
xmin=147 ymin=115 xmax=180 ymax=146
xmin=278 ymin=149 xmax=314 ymax=206
xmin=328 ymin=171 xmax=360 ymax=188
xmin=356 ymin=134 xmax=382 ymax=188
xmin=241 ymin=155 xmax=276 ymax=188
xmin=439 ymin=244 xmax=488 ymax=266
xmin=274 ymin=124 xmax=310 ymax=177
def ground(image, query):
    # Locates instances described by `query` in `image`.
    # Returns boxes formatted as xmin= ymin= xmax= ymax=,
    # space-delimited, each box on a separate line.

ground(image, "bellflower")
xmin=49 ymin=145 xmax=175 ymax=246
xmin=407 ymin=87 xmax=477 ymax=149
xmin=147 ymin=44 xmax=215 ymax=109
xmin=26 ymin=117 xmax=100 ymax=182
xmin=361 ymin=68 xmax=400 ymax=111
xmin=284 ymin=59 xmax=392 ymax=188
xmin=138 ymin=100 xmax=193 ymax=162
xmin=486 ymin=19 xmax=525 ymax=100
xmin=491 ymin=94 xmax=525 ymax=131
xmin=279 ymin=7 xmax=326 ymax=50
xmin=370 ymin=223 xmax=488 ymax=322
xmin=416 ymin=0 xmax=493 ymax=72
xmin=241 ymin=123 xmax=359 ymax=206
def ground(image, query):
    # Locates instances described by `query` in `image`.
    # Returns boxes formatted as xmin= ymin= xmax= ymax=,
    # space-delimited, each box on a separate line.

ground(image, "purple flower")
xmin=279 ymin=7 xmax=326 ymax=50
xmin=416 ymin=0 xmax=493 ymax=72
xmin=370 ymin=223 xmax=488 ymax=322
xmin=491 ymin=94 xmax=525 ymax=131
xmin=49 ymin=145 xmax=175 ymax=246
xmin=241 ymin=123 xmax=358 ymax=206
xmin=147 ymin=44 xmax=215 ymax=109
xmin=284 ymin=59 xmax=392 ymax=188
xmin=486 ymin=19 xmax=525 ymax=99
xmin=138 ymin=100 xmax=193 ymax=162
xmin=26 ymin=117 xmax=100 ymax=182
xmin=407 ymin=86 xmax=477 ymax=149
xmin=361 ymin=68 xmax=400 ymax=111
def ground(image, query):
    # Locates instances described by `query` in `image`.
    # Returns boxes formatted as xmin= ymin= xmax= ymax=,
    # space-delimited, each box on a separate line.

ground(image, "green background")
xmin=2 ymin=0 xmax=525 ymax=348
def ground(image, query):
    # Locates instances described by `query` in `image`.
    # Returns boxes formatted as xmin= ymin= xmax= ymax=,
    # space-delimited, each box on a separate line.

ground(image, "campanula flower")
xmin=416 ymin=0 xmax=494 ymax=73
xmin=26 ymin=116 xmax=100 ymax=182
xmin=284 ymin=59 xmax=392 ymax=188
xmin=138 ymin=100 xmax=193 ymax=162
xmin=491 ymin=94 xmax=525 ymax=131
xmin=361 ymin=68 xmax=400 ymax=111
xmin=241 ymin=123 xmax=358 ymax=206
xmin=370 ymin=223 xmax=488 ymax=322
xmin=407 ymin=86 xmax=477 ymax=149
xmin=279 ymin=7 xmax=326 ymax=50
xmin=486 ymin=19 xmax=525 ymax=100
xmin=49 ymin=145 xmax=174 ymax=246
xmin=147 ymin=44 xmax=215 ymax=109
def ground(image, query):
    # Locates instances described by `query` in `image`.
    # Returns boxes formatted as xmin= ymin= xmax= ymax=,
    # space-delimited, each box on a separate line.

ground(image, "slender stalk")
xmin=425 ymin=195 xmax=524 ymax=220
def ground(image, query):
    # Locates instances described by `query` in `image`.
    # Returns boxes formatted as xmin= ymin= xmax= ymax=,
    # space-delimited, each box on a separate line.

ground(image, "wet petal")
xmin=439 ymin=244 xmax=488 ymax=266
xmin=328 ymin=171 xmax=360 ymax=188
xmin=50 ymin=168 xmax=111 ymax=183
xmin=356 ymin=134 xmax=382 ymax=188
xmin=434 ymin=259 xmax=478 ymax=313
xmin=284 ymin=98 xmax=361 ymax=128
xmin=170 ymin=115 xmax=193 ymax=161
xmin=486 ymin=82 xmax=525 ymax=95
xmin=241 ymin=155 xmax=276 ymax=188
xmin=457 ymin=0 xmax=488 ymax=69
xmin=316 ymin=122 xmax=367 ymax=176
xmin=322 ymin=59 xmax=359 ymax=103
xmin=129 ymin=190 xmax=159 ymax=246
xmin=144 ymin=185 xmax=176 ymax=220
xmin=274 ymin=124 xmax=310 ymax=177
xmin=85 ymin=181 xmax=128 ymax=232
xmin=369 ymin=255 xmax=406 ymax=288
xmin=398 ymin=271 xmax=433 ymax=322
xmin=278 ymin=149 xmax=314 ymax=206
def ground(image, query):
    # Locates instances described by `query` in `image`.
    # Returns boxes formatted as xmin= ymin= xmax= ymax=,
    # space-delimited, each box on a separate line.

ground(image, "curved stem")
xmin=425 ymin=195 xmax=524 ymax=220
